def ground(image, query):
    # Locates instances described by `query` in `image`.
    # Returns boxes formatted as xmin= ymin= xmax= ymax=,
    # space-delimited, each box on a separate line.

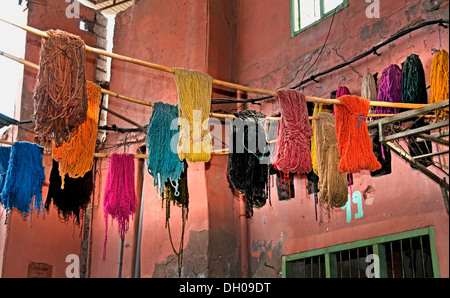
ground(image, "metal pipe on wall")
xmin=237 ymin=90 xmax=249 ymax=278
xmin=134 ymin=157 xmax=147 ymax=278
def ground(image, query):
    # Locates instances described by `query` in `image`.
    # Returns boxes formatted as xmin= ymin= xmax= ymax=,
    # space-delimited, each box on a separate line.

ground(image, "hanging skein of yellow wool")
xmin=52 ymin=81 xmax=101 ymax=188
xmin=311 ymin=103 xmax=332 ymax=175
xmin=430 ymin=49 xmax=449 ymax=119
xmin=173 ymin=68 xmax=213 ymax=162
xmin=315 ymin=112 xmax=348 ymax=210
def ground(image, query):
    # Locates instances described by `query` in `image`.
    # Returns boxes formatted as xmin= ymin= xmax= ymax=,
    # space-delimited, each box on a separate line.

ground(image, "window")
xmin=290 ymin=0 xmax=348 ymax=36
xmin=282 ymin=227 xmax=440 ymax=278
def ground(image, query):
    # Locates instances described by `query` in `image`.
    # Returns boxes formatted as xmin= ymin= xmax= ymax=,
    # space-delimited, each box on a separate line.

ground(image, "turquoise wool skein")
xmin=146 ymin=102 xmax=185 ymax=195
xmin=0 ymin=142 xmax=46 ymax=220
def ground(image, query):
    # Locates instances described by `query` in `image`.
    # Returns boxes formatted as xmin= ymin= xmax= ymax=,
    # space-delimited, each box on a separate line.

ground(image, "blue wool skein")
xmin=0 ymin=142 xmax=46 ymax=220
xmin=146 ymin=102 xmax=184 ymax=195
xmin=0 ymin=146 xmax=11 ymax=192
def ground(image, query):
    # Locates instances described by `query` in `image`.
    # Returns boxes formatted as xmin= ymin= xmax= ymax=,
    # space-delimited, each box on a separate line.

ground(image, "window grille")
xmin=283 ymin=227 xmax=440 ymax=278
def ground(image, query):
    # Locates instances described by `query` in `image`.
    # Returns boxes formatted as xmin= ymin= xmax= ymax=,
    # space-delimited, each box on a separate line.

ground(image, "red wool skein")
xmin=102 ymin=153 xmax=137 ymax=260
xmin=273 ymin=89 xmax=312 ymax=174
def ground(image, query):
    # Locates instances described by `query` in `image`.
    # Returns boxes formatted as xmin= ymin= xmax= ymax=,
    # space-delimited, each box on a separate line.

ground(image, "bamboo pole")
xmin=0 ymin=18 xmax=430 ymax=110
xmin=0 ymin=140 xmax=229 ymax=158
xmin=0 ymin=50 xmax=155 ymax=107
xmin=2 ymin=50 xmax=423 ymax=122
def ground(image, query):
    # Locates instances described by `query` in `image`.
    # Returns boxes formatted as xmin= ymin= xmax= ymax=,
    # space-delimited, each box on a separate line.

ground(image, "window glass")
xmin=299 ymin=0 xmax=321 ymax=29
xmin=323 ymin=0 xmax=344 ymax=14
xmin=291 ymin=0 xmax=347 ymax=36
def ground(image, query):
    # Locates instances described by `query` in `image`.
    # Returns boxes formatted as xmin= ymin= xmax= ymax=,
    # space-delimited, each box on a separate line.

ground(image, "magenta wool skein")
xmin=102 ymin=153 xmax=137 ymax=260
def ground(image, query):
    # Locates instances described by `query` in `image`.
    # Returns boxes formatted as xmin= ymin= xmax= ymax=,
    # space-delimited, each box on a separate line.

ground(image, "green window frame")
xmin=282 ymin=227 xmax=440 ymax=278
xmin=290 ymin=0 xmax=349 ymax=37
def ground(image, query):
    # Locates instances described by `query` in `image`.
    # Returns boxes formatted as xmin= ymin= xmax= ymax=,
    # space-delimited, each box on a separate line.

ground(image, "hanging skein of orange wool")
xmin=32 ymin=29 xmax=88 ymax=147
xmin=173 ymin=68 xmax=213 ymax=163
xmin=273 ymin=89 xmax=312 ymax=174
xmin=430 ymin=49 xmax=449 ymax=119
xmin=335 ymin=95 xmax=381 ymax=174
xmin=52 ymin=81 xmax=101 ymax=189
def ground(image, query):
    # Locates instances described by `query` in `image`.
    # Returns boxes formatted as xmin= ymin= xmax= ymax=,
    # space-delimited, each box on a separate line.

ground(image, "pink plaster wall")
xmin=87 ymin=0 xmax=215 ymax=278
xmin=1 ymin=0 xmax=98 ymax=278
xmin=232 ymin=0 xmax=449 ymax=277
xmin=2 ymin=0 xmax=448 ymax=279
xmin=2 ymin=155 xmax=85 ymax=278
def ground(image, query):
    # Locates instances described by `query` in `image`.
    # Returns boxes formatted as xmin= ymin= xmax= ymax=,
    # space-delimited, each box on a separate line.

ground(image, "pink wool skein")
xmin=103 ymin=153 xmax=137 ymax=260
xmin=273 ymin=89 xmax=313 ymax=174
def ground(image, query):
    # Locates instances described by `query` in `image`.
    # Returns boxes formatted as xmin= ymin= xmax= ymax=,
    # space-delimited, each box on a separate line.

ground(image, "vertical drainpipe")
xmin=131 ymin=148 xmax=145 ymax=277
xmin=237 ymin=90 xmax=249 ymax=278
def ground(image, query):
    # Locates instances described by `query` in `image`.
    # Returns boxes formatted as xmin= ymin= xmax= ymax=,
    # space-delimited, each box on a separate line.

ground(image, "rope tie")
xmin=163 ymin=161 xmax=189 ymax=277
xmin=352 ymin=114 xmax=367 ymax=128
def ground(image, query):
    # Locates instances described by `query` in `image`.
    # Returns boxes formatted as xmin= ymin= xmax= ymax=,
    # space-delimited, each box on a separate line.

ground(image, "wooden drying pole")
xmin=0 ymin=50 xmax=429 ymax=123
xmin=0 ymin=139 xmax=228 ymax=158
xmin=0 ymin=50 xmax=435 ymax=156
xmin=0 ymin=17 xmax=430 ymax=111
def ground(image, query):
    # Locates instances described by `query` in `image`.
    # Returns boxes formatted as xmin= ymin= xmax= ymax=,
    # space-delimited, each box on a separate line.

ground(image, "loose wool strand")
xmin=273 ymin=89 xmax=312 ymax=174
xmin=173 ymin=68 xmax=213 ymax=162
xmin=32 ymin=29 xmax=88 ymax=147
xmin=103 ymin=153 xmax=137 ymax=260
xmin=52 ymin=81 xmax=101 ymax=188
xmin=146 ymin=102 xmax=185 ymax=195
xmin=0 ymin=142 xmax=46 ymax=220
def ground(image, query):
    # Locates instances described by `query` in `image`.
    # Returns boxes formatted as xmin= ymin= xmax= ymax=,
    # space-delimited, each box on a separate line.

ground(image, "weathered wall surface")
xmin=3 ymin=0 xmax=448 ymax=279
xmin=232 ymin=0 xmax=449 ymax=277
xmin=1 ymin=0 xmax=99 ymax=278
xmin=87 ymin=0 xmax=229 ymax=278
